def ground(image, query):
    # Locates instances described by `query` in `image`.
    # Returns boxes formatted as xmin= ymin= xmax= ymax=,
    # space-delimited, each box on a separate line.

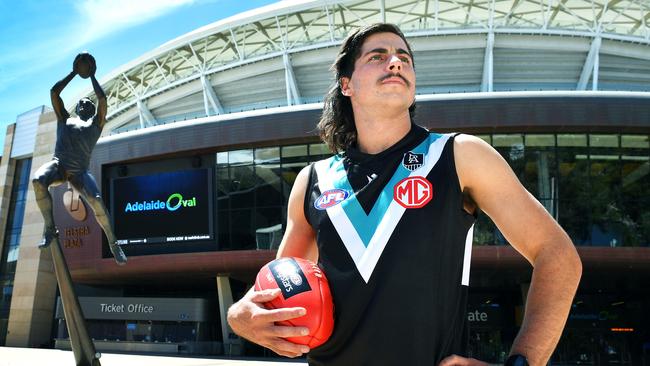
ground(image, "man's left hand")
xmin=439 ymin=354 xmax=488 ymax=366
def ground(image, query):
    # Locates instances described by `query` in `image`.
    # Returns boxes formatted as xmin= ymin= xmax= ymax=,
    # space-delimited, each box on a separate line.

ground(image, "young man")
xmin=32 ymin=53 xmax=127 ymax=265
xmin=228 ymin=24 xmax=581 ymax=365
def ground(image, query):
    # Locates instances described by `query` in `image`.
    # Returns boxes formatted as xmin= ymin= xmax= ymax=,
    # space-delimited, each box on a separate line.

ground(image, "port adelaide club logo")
xmin=393 ymin=176 xmax=433 ymax=209
xmin=314 ymin=188 xmax=350 ymax=210
xmin=402 ymin=151 xmax=424 ymax=171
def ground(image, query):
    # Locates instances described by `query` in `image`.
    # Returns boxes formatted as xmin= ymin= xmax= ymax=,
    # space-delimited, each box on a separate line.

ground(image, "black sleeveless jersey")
xmin=304 ymin=125 xmax=475 ymax=366
xmin=54 ymin=119 xmax=102 ymax=173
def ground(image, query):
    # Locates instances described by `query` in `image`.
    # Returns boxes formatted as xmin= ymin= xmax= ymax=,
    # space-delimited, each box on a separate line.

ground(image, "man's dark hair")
xmin=318 ymin=23 xmax=415 ymax=153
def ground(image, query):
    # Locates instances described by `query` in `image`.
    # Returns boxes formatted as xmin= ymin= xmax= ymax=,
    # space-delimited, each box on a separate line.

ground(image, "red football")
xmin=254 ymin=257 xmax=334 ymax=348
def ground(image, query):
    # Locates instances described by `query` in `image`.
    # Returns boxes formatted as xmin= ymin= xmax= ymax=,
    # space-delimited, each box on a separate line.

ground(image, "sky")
xmin=0 ymin=0 xmax=278 ymax=149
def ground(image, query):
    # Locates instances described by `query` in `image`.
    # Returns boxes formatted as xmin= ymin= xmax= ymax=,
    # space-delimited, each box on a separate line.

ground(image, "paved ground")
xmin=0 ymin=347 xmax=307 ymax=366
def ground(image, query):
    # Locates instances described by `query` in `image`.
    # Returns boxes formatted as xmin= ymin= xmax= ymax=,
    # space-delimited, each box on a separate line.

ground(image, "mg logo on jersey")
xmin=393 ymin=176 xmax=433 ymax=208
xmin=314 ymin=189 xmax=350 ymax=210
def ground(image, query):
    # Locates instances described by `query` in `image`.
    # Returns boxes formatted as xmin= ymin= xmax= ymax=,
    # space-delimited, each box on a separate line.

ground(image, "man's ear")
xmin=340 ymin=77 xmax=352 ymax=96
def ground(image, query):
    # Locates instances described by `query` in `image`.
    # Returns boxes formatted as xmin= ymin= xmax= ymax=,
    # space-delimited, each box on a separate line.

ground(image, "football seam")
xmin=311 ymin=275 xmax=327 ymax=345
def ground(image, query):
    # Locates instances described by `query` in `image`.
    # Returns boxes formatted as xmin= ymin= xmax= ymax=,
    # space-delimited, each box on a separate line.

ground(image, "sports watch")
xmin=505 ymin=354 xmax=529 ymax=366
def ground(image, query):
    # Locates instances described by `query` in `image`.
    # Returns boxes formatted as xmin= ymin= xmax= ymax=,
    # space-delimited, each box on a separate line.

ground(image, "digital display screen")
xmin=111 ymin=169 xmax=213 ymax=248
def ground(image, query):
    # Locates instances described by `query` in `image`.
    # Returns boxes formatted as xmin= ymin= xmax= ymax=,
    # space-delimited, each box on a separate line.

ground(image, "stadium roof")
xmin=78 ymin=0 xmax=650 ymax=134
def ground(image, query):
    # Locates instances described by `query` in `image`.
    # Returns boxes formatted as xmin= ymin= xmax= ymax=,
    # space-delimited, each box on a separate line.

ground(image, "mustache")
xmin=379 ymin=73 xmax=411 ymax=87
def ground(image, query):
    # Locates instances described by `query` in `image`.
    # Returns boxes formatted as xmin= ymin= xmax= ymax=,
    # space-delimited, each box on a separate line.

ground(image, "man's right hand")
xmin=227 ymin=288 xmax=311 ymax=358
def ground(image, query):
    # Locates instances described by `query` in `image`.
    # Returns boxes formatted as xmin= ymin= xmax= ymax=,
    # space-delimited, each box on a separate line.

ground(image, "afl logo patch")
xmin=269 ymin=258 xmax=311 ymax=300
xmin=402 ymin=151 xmax=424 ymax=171
xmin=314 ymin=189 xmax=350 ymax=210
xmin=393 ymin=176 xmax=433 ymax=209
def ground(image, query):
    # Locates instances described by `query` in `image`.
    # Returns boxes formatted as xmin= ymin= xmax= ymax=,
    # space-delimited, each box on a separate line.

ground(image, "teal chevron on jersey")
xmin=314 ymin=132 xmax=450 ymax=282
xmin=326 ymin=134 xmax=443 ymax=247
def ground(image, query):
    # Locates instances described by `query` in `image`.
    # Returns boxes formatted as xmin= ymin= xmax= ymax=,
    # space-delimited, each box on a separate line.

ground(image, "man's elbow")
xmin=535 ymin=235 xmax=582 ymax=284
xmin=561 ymin=240 xmax=582 ymax=286
xmin=572 ymin=247 xmax=582 ymax=282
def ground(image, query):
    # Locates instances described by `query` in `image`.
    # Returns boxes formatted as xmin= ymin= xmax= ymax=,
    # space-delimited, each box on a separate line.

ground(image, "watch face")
xmin=505 ymin=354 xmax=529 ymax=366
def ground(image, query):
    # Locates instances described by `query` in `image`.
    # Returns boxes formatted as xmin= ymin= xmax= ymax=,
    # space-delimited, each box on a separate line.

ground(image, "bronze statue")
xmin=32 ymin=52 xmax=126 ymax=265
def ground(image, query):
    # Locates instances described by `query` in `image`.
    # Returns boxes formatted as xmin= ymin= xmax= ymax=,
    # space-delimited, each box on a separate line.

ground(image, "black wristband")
xmin=505 ymin=354 xmax=529 ymax=366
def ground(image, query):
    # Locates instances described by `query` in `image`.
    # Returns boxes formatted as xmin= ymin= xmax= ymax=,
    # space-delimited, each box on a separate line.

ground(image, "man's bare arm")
xmin=50 ymin=71 xmax=76 ymax=122
xmin=275 ymin=165 xmax=318 ymax=261
xmin=90 ymin=68 xmax=107 ymax=128
xmin=455 ymin=135 xmax=582 ymax=365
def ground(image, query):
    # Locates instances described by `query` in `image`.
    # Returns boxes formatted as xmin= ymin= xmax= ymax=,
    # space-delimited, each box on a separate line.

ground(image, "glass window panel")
xmin=228 ymin=149 xmax=253 ymax=165
xmin=620 ymin=135 xmax=649 ymax=244
xmin=86 ymin=320 xmax=127 ymax=341
xmin=492 ymin=134 xmax=523 ymax=147
xmin=525 ymin=134 xmax=555 ymax=147
xmin=215 ymin=165 xmax=230 ymax=211
xmin=621 ymin=155 xmax=650 ymax=162
xmin=474 ymin=213 xmax=500 ymax=246
xmin=230 ymin=209 xmax=255 ymax=250
xmin=309 ymin=143 xmax=330 ymax=156
xmin=217 ymin=212 xmax=230 ymax=250
xmin=0 ymin=285 xmax=12 ymax=308
xmin=1 ymin=259 xmax=16 ymax=276
xmin=6 ymin=246 xmax=19 ymax=263
xmin=10 ymin=205 xmax=26 ymax=230
xmin=523 ymin=150 xmax=556 ymax=212
xmin=282 ymin=145 xmax=310 ymax=165
xmin=523 ymin=135 xmax=556 ymax=209
xmin=216 ymin=152 xmax=228 ymax=166
xmin=229 ymin=166 xmax=255 ymax=209
xmin=15 ymin=188 xmax=27 ymax=202
xmin=590 ymin=134 xmax=619 ymax=148
xmin=493 ymin=135 xmax=525 ymax=167
xmin=282 ymin=145 xmax=308 ymax=158
xmin=254 ymin=208 xmax=283 ymax=250
xmin=1 ymin=311 xmax=10 ymax=327
xmin=0 ymin=158 xmax=32 ymax=312
xmin=8 ymin=233 xmax=20 ymax=247
xmin=557 ymin=145 xmax=591 ymax=245
xmin=254 ymin=147 xmax=279 ymax=165
xmin=255 ymin=164 xmax=282 ymax=207
xmin=620 ymin=138 xmax=650 ymax=246
xmin=216 ymin=194 xmax=230 ymax=212
xmin=621 ymin=135 xmax=649 ymax=149
xmin=558 ymin=134 xmax=587 ymax=147
xmin=589 ymin=151 xmax=623 ymax=247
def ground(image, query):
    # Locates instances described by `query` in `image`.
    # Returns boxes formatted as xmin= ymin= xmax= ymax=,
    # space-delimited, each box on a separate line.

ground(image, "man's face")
xmin=76 ymin=98 xmax=96 ymax=121
xmin=340 ymin=32 xmax=415 ymax=113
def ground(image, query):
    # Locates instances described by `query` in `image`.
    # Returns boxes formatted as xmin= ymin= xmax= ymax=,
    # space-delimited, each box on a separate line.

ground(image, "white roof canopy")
xmin=76 ymin=0 xmax=650 ymax=134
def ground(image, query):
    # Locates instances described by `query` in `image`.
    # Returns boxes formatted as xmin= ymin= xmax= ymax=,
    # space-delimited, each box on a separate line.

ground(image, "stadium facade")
xmin=0 ymin=0 xmax=648 ymax=364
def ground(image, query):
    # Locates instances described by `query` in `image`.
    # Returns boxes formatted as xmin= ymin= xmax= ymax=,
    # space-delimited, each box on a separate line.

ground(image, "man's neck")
xmin=353 ymin=107 xmax=412 ymax=155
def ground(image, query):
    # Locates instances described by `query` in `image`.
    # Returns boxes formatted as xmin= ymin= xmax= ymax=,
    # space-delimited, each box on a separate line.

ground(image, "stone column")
xmin=0 ymin=123 xmax=17 ymax=261
xmin=6 ymin=111 xmax=58 ymax=347
xmin=216 ymin=275 xmax=243 ymax=355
